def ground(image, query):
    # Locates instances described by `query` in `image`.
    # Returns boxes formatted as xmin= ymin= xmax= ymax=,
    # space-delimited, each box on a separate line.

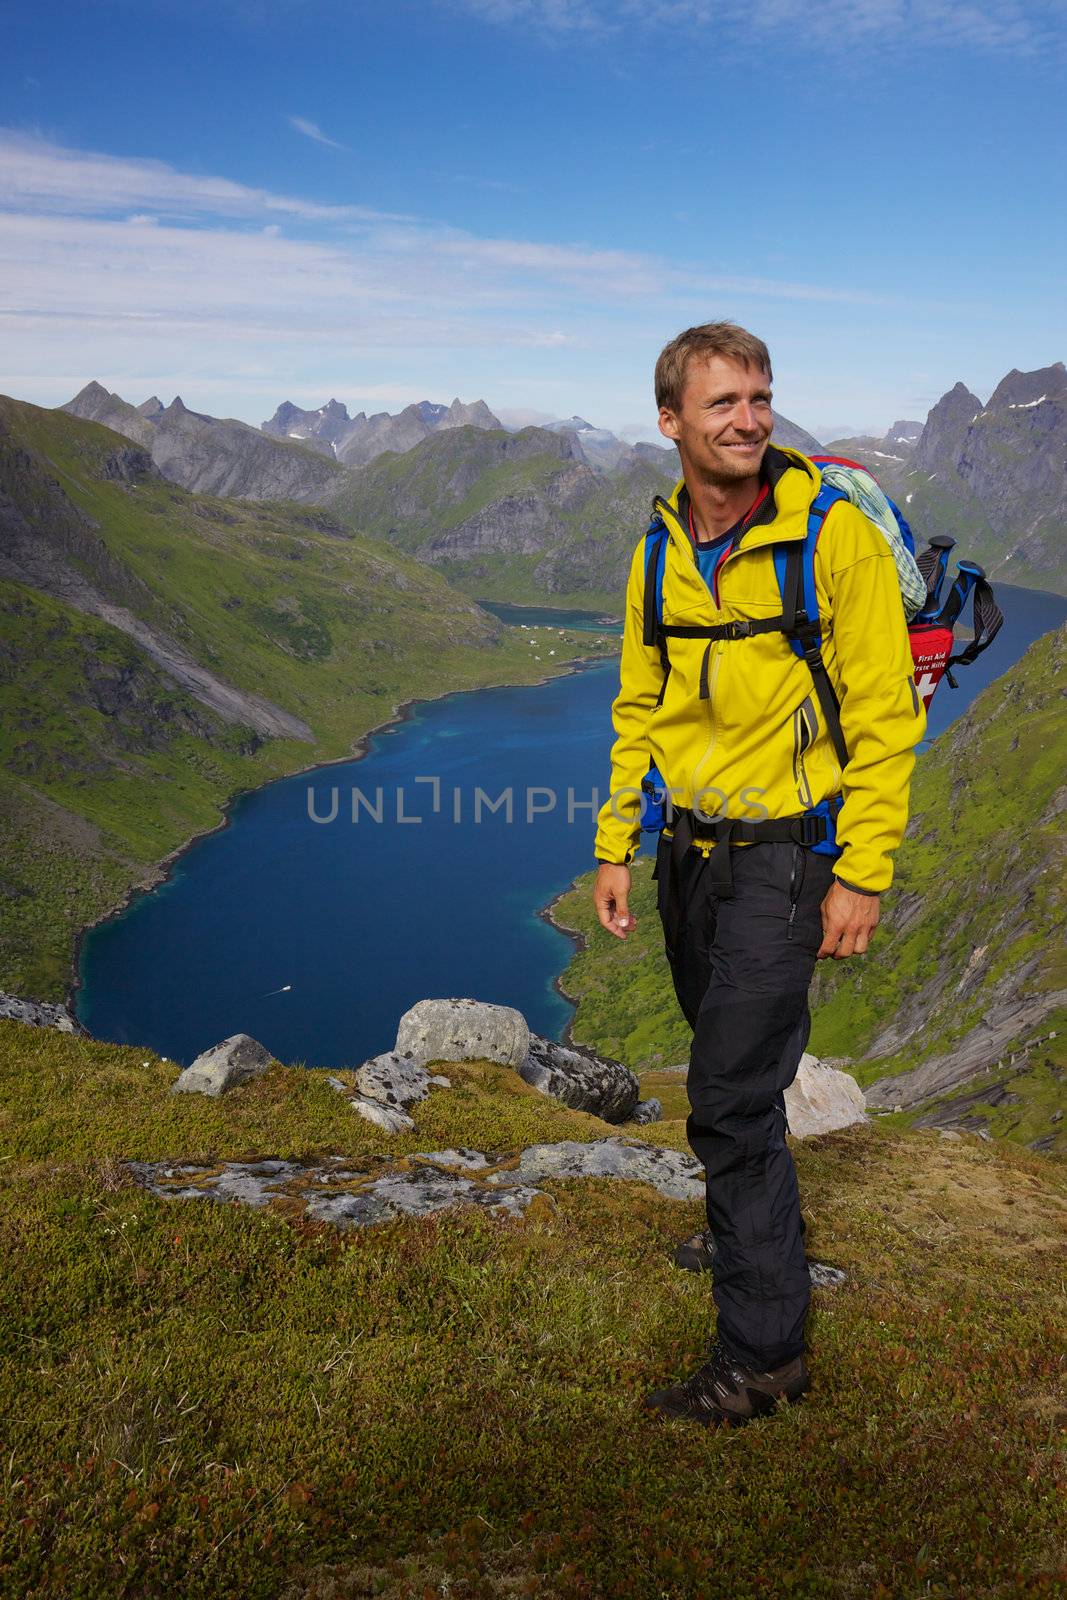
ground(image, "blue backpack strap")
xmin=772 ymin=483 xmax=850 ymax=771
xmin=642 ymin=516 xmax=670 ymax=666
xmin=771 ymin=481 xmax=842 ymax=659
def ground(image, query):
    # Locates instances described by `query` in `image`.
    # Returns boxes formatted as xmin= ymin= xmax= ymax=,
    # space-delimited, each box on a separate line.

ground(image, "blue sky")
xmin=2 ymin=0 xmax=1065 ymax=440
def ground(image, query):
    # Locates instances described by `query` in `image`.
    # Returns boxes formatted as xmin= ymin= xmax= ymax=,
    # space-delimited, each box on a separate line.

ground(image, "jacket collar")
xmin=655 ymin=445 xmax=820 ymax=558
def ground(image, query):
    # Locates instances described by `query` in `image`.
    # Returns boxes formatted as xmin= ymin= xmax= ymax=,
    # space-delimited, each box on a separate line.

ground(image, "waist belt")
xmin=663 ymin=804 xmax=839 ymax=948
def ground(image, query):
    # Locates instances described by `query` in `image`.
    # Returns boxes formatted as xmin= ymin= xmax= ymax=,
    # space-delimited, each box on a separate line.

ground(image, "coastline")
xmin=66 ymin=644 xmax=617 ymax=1019
xmin=535 ymin=874 xmax=590 ymax=1050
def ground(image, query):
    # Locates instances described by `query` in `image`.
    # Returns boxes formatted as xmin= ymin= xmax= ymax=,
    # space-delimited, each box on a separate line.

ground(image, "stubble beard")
xmin=689 ymin=436 xmax=770 ymax=489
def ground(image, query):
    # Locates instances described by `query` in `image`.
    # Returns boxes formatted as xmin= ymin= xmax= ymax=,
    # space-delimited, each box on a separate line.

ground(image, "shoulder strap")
xmin=642 ymin=519 xmax=668 ymax=648
xmin=774 ymin=483 xmax=850 ymax=770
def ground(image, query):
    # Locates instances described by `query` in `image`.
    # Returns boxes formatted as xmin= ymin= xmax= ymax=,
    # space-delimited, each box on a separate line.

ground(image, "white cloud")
xmin=450 ymin=0 xmax=1066 ymax=55
xmin=288 ymin=116 xmax=348 ymax=150
xmin=0 ymin=131 xmax=921 ymax=427
xmin=0 ymin=127 xmax=400 ymax=224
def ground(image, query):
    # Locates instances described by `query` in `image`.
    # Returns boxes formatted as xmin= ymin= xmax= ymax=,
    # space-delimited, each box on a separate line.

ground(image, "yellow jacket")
xmin=593 ymin=446 xmax=926 ymax=892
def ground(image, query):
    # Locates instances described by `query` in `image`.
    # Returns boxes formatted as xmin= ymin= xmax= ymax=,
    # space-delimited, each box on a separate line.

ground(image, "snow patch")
xmin=1008 ymin=396 xmax=1047 ymax=409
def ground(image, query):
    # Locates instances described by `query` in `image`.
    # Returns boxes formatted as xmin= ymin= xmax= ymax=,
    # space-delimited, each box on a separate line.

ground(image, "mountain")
xmin=0 ymin=396 xmax=611 ymax=1001
xmin=540 ymin=416 xmax=637 ymax=472
xmin=886 ymin=419 xmax=923 ymax=448
xmin=328 ymin=423 xmax=679 ymax=609
xmin=329 ymin=409 xmax=827 ymax=608
xmin=262 ymin=395 xmax=502 ymax=467
xmin=547 ymin=624 xmax=1066 ymax=1154
xmin=63 ymin=382 xmax=343 ymax=502
xmin=817 ymin=366 xmax=1066 ymax=595
xmin=540 ymin=409 xmax=820 ymax=473
xmin=261 ymin=398 xmax=353 ymax=457
xmin=767 ymin=411 xmax=823 ymax=453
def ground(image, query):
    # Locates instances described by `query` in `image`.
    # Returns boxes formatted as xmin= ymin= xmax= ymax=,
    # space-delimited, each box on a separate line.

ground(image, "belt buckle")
xmin=794 ymin=813 xmax=824 ymax=847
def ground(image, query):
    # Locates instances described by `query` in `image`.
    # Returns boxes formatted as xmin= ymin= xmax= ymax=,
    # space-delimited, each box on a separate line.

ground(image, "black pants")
xmin=654 ymin=832 xmax=836 ymax=1370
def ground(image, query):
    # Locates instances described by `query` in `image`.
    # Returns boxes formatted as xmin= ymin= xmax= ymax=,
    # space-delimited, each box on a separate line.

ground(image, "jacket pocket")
xmin=791 ymin=696 xmax=818 ymax=810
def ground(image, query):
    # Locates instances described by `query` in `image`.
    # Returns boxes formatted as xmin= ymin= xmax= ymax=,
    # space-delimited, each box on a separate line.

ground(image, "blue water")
xmin=75 ymin=583 xmax=1064 ymax=1069
xmin=477 ymin=599 xmax=622 ymax=633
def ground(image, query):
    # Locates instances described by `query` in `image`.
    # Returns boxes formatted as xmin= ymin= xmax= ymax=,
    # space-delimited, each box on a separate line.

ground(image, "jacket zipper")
xmin=653 ymin=496 xmax=721 ymax=808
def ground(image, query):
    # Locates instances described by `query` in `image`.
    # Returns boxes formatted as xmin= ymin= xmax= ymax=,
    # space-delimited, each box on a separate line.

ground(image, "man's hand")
xmin=594 ymin=863 xmax=637 ymax=940
xmin=817 ymin=880 xmax=880 ymax=960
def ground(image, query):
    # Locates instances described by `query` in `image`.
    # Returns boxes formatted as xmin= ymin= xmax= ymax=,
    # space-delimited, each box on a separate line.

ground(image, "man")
xmin=592 ymin=321 xmax=925 ymax=1427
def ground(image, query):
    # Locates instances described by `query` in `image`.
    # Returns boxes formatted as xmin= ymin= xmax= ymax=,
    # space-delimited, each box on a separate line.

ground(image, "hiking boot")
xmin=673 ymin=1227 xmax=718 ymax=1272
xmin=642 ymin=1339 xmax=811 ymax=1428
xmin=672 ymin=1228 xmax=848 ymax=1288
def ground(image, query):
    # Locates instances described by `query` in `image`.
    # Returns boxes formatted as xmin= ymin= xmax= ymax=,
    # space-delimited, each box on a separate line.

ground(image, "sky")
xmin=2 ymin=0 xmax=1065 ymax=441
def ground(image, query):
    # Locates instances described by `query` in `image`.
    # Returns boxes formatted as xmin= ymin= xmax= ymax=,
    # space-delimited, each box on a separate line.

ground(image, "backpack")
xmin=638 ymin=455 xmax=1004 ymax=837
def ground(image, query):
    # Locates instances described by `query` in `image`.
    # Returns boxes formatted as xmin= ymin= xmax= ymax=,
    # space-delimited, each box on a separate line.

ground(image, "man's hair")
xmin=655 ymin=322 xmax=773 ymax=413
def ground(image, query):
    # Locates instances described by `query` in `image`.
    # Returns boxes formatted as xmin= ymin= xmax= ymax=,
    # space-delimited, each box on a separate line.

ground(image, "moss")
xmin=0 ymin=1019 xmax=1064 ymax=1597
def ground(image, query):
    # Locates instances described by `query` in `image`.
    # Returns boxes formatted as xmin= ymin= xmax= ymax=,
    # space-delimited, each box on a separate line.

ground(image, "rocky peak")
xmin=70 ymin=380 xmax=111 ymax=407
xmin=986 ymin=363 xmax=1066 ymax=412
xmin=138 ymin=396 xmax=164 ymax=421
xmin=913 ymin=381 xmax=983 ymax=472
xmin=444 ymin=398 xmax=502 ymax=430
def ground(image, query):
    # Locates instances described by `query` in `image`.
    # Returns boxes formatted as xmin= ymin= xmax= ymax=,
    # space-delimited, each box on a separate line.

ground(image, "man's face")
xmin=658 ymin=353 xmax=773 ymax=483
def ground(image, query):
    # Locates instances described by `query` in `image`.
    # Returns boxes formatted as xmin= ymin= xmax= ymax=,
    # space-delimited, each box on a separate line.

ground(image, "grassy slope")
xmin=0 ymin=1018 xmax=1063 ymax=1598
xmin=549 ymin=626 xmax=1066 ymax=1154
xmin=0 ymin=400 xmax=617 ymax=1001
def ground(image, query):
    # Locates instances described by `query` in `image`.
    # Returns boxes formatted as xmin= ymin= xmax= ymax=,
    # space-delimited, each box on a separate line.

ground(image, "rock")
xmin=939 ymin=1129 xmax=963 ymax=1140
xmin=353 ymin=1051 xmax=439 ymax=1109
xmin=305 ymin=1170 xmax=546 ymax=1228
xmin=349 ymin=1096 xmax=415 ymax=1134
xmin=412 ymin=1148 xmax=492 ymax=1170
xmin=500 ymin=1136 xmax=704 ymax=1202
xmin=394 ymin=997 xmax=529 ymax=1069
xmin=807 ymin=1261 xmax=849 ymax=1289
xmin=631 ymin=1099 xmax=662 ymax=1124
xmin=0 ymin=991 xmax=88 ymax=1034
xmin=128 ymin=1154 xmax=549 ymax=1226
xmin=519 ymin=1034 xmax=640 ymax=1123
xmin=126 ymin=1136 xmax=707 ymax=1226
xmin=171 ymin=1033 xmax=275 ymax=1097
xmin=785 ymin=1054 xmax=868 ymax=1137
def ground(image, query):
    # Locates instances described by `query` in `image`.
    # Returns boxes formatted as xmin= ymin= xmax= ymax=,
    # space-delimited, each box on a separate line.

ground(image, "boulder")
xmin=0 ymin=991 xmax=87 ymax=1034
xmin=349 ymin=1096 xmax=415 ymax=1134
xmin=352 ymin=1051 xmax=449 ymax=1109
xmin=519 ymin=1034 xmax=640 ymax=1123
xmin=171 ymin=1033 xmax=275 ymax=1097
xmin=631 ymin=1098 xmax=663 ymax=1125
xmin=785 ymin=1053 xmax=868 ymax=1137
xmin=394 ymin=997 xmax=529 ymax=1069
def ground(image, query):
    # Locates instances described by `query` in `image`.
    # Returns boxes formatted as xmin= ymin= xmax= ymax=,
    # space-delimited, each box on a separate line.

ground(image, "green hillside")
xmin=329 ymin=424 xmax=676 ymax=611
xmin=0 ymin=1018 xmax=1063 ymax=1597
xmin=0 ymin=398 xmax=616 ymax=1002
xmin=549 ymin=625 xmax=1067 ymax=1154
